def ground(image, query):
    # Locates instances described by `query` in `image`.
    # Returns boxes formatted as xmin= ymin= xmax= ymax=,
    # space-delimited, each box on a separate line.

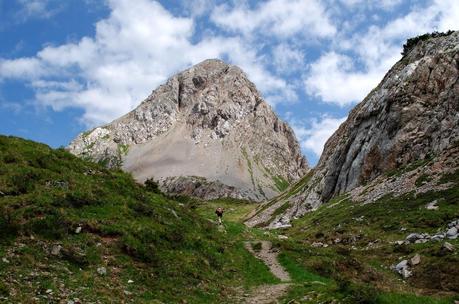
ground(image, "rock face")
xmin=68 ymin=59 xmax=308 ymax=201
xmin=247 ymin=31 xmax=459 ymax=227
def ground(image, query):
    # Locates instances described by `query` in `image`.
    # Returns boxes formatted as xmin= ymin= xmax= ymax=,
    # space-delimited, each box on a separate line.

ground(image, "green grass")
xmin=276 ymin=166 xmax=459 ymax=303
xmin=272 ymin=175 xmax=289 ymax=192
xmin=195 ymin=197 xmax=259 ymax=223
xmin=118 ymin=143 xmax=129 ymax=156
xmin=377 ymin=293 xmax=454 ymax=304
xmin=278 ymin=253 xmax=330 ymax=283
xmin=1 ymin=135 xmax=458 ymax=303
xmin=0 ymin=135 xmax=277 ymax=303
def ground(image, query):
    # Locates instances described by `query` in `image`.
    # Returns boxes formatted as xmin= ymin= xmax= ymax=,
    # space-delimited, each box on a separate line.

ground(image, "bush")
xmin=129 ymin=201 xmax=155 ymax=216
xmin=402 ymin=31 xmax=454 ymax=56
xmin=337 ymin=276 xmax=379 ymax=304
xmin=144 ymin=178 xmax=161 ymax=194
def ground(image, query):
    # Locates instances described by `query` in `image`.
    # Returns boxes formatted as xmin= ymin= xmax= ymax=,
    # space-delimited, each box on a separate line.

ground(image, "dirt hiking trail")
xmin=243 ymin=240 xmax=291 ymax=304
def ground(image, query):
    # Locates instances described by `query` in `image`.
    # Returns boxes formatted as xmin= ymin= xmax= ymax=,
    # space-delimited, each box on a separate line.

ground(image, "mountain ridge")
xmin=68 ymin=59 xmax=308 ymax=201
xmin=247 ymin=30 xmax=459 ymax=228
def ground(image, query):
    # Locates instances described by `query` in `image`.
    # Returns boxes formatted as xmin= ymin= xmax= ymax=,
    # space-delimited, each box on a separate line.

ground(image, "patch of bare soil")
xmin=243 ymin=241 xmax=291 ymax=304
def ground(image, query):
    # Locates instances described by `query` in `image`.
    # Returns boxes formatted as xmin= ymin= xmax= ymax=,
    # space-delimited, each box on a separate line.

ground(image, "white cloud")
xmin=15 ymin=0 xmax=63 ymax=21
xmin=182 ymin=0 xmax=215 ymax=17
xmin=304 ymin=52 xmax=386 ymax=106
xmin=211 ymin=0 xmax=336 ymax=39
xmin=339 ymin=0 xmax=403 ymax=10
xmin=272 ymin=44 xmax=304 ymax=74
xmin=0 ymin=57 xmax=46 ymax=79
xmin=292 ymin=116 xmax=347 ymax=157
xmin=305 ymin=0 xmax=459 ymax=106
xmin=0 ymin=0 xmax=296 ymax=126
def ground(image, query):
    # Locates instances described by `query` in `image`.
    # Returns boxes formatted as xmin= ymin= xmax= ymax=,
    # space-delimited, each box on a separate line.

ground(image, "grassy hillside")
xmin=0 ymin=136 xmax=276 ymax=303
xmin=194 ymin=180 xmax=459 ymax=303
xmin=274 ymin=169 xmax=459 ymax=303
xmin=1 ymin=135 xmax=458 ymax=303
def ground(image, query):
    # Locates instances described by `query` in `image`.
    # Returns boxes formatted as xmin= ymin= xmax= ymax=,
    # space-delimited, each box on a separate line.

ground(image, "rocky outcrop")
xmin=68 ymin=59 xmax=308 ymax=201
xmin=247 ymin=31 xmax=459 ymax=227
xmin=158 ymin=176 xmax=250 ymax=201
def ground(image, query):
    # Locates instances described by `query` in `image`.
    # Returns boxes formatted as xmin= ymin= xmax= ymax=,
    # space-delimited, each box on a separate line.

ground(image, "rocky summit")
xmin=247 ymin=31 xmax=459 ymax=228
xmin=68 ymin=59 xmax=308 ymax=201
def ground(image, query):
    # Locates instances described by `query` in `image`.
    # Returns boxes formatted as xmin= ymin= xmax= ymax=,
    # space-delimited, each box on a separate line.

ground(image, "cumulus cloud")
xmin=272 ymin=44 xmax=304 ymax=74
xmin=0 ymin=0 xmax=297 ymax=125
xmin=2 ymin=0 xmax=459 ymax=162
xmin=292 ymin=116 xmax=347 ymax=158
xmin=304 ymin=52 xmax=386 ymax=105
xmin=304 ymin=0 xmax=459 ymax=106
xmin=0 ymin=57 xmax=46 ymax=79
xmin=211 ymin=0 xmax=336 ymax=39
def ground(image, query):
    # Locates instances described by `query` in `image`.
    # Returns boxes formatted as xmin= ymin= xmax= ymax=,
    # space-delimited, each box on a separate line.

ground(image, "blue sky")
xmin=0 ymin=0 xmax=458 ymax=165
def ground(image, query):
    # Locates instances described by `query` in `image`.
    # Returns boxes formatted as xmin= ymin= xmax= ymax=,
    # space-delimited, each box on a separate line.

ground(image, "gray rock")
xmin=395 ymin=260 xmax=409 ymax=271
xmin=430 ymin=234 xmax=445 ymax=241
xmin=426 ymin=200 xmax=439 ymax=210
xmin=311 ymin=242 xmax=324 ymax=248
xmin=51 ymin=245 xmax=62 ymax=256
xmin=68 ymin=59 xmax=308 ymax=202
xmin=446 ymin=227 xmax=458 ymax=239
xmin=406 ymin=233 xmax=422 ymax=242
xmin=248 ymin=31 xmax=459 ymax=227
xmin=97 ymin=267 xmax=107 ymax=276
xmin=75 ymin=226 xmax=82 ymax=234
xmin=400 ymin=268 xmax=412 ymax=279
xmin=394 ymin=260 xmax=412 ymax=278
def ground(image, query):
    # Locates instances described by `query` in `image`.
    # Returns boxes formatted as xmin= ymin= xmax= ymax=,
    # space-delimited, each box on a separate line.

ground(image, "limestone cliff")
xmin=247 ymin=31 xmax=459 ymax=227
xmin=68 ymin=59 xmax=308 ymax=201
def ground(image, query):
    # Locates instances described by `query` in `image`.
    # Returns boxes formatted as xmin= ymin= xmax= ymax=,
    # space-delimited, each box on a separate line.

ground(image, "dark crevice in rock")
xmin=177 ymin=77 xmax=184 ymax=109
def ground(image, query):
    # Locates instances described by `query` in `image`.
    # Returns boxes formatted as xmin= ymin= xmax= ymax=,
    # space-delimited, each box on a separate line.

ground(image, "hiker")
xmin=215 ymin=207 xmax=224 ymax=224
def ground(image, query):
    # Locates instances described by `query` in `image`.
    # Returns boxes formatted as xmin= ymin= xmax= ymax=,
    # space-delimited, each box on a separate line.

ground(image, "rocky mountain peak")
xmin=68 ymin=59 xmax=308 ymax=201
xmin=247 ymin=31 xmax=459 ymax=228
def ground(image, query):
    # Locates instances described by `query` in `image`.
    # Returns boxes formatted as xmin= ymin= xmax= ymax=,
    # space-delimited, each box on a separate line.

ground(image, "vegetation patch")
xmin=402 ymin=31 xmax=455 ymax=56
xmin=272 ymin=175 xmax=289 ymax=192
xmin=0 ymin=136 xmax=277 ymax=303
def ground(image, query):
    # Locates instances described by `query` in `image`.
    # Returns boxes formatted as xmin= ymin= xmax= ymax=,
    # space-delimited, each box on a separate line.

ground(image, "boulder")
xmin=446 ymin=227 xmax=458 ymax=239
xmin=406 ymin=233 xmax=422 ymax=243
xmin=410 ymin=254 xmax=421 ymax=266
xmin=394 ymin=260 xmax=412 ymax=279
xmin=51 ymin=245 xmax=62 ymax=256
xmin=430 ymin=234 xmax=445 ymax=241
xmin=425 ymin=200 xmax=439 ymax=210
xmin=395 ymin=260 xmax=409 ymax=272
